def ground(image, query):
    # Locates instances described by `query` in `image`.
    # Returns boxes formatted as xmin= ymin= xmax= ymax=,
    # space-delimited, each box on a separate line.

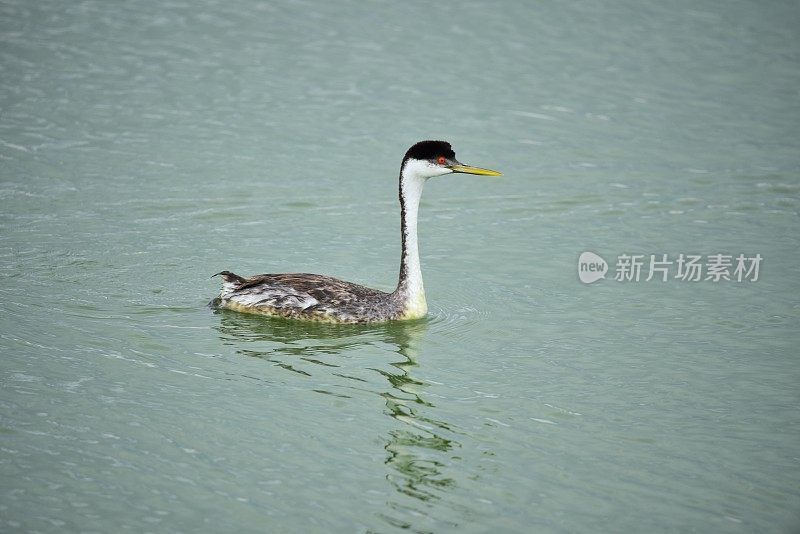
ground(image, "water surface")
xmin=1 ymin=0 xmax=799 ymax=532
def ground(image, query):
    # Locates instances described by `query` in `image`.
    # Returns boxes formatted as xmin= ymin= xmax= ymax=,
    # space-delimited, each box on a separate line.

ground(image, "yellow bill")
xmin=449 ymin=164 xmax=502 ymax=176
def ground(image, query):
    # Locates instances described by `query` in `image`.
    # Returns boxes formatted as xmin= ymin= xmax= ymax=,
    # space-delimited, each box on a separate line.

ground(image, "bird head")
xmin=401 ymin=140 xmax=502 ymax=180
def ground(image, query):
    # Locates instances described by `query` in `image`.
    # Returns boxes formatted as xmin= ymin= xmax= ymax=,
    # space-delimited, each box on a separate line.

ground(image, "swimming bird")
xmin=212 ymin=140 xmax=501 ymax=323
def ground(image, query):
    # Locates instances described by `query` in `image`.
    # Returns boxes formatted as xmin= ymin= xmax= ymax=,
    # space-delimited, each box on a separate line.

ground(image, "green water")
xmin=2 ymin=0 xmax=799 ymax=532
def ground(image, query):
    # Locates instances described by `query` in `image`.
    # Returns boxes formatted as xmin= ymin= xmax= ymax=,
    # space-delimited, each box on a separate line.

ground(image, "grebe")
xmin=212 ymin=140 xmax=501 ymax=323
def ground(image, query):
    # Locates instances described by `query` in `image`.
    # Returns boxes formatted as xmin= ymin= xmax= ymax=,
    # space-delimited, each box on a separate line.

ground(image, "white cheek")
xmin=402 ymin=158 xmax=453 ymax=179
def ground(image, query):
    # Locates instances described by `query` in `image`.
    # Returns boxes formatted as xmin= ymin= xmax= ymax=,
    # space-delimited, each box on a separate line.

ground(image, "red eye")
xmin=437 ymin=156 xmax=447 ymax=164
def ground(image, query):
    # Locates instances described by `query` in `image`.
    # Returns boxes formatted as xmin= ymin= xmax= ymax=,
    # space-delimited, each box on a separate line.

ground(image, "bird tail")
xmin=211 ymin=271 xmax=248 ymax=308
xmin=212 ymin=270 xmax=247 ymax=284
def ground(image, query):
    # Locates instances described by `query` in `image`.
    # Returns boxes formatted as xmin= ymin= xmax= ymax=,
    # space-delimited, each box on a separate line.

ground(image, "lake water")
xmin=1 ymin=0 xmax=799 ymax=532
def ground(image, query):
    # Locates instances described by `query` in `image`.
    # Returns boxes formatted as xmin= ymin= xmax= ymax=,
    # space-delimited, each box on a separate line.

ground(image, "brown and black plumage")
xmin=212 ymin=271 xmax=406 ymax=323
xmin=211 ymin=141 xmax=501 ymax=323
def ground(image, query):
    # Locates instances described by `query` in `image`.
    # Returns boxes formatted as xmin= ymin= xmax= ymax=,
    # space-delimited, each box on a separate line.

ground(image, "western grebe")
xmin=212 ymin=140 xmax=501 ymax=323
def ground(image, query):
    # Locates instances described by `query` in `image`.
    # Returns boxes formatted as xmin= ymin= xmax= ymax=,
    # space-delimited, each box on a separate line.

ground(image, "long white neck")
xmin=395 ymin=164 xmax=427 ymax=317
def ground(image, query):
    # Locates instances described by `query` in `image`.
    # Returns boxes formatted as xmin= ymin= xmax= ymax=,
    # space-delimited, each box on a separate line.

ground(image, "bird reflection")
xmin=213 ymin=309 xmax=461 ymax=520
